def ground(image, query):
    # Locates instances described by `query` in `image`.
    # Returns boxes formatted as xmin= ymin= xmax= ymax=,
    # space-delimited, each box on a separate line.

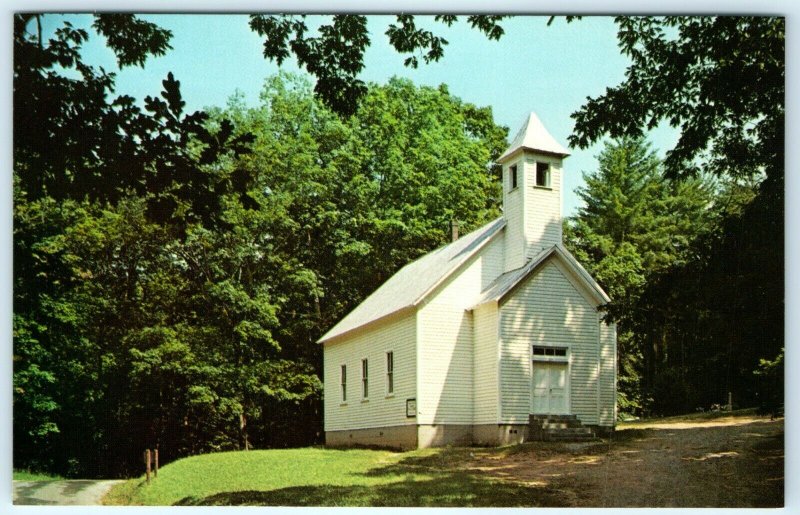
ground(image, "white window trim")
xmin=509 ymin=163 xmax=519 ymax=191
xmin=386 ymin=351 xmax=394 ymax=397
xmin=361 ymin=358 xmax=369 ymax=401
xmin=534 ymin=161 xmax=551 ymax=188
xmin=340 ymin=364 xmax=347 ymax=405
xmin=531 ymin=344 xmax=569 ymax=363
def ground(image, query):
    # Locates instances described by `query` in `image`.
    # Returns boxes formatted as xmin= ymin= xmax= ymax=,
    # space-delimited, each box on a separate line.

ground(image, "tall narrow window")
xmin=510 ymin=164 xmax=518 ymax=189
xmin=340 ymin=365 xmax=347 ymax=402
xmin=535 ymin=162 xmax=550 ymax=187
xmin=361 ymin=358 xmax=369 ymax=399
xmin=386 ymin=351 xmax=394 ymax=394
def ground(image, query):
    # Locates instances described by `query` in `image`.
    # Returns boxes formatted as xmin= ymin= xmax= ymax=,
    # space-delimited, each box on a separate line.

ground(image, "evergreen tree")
xmin=565 ymin=138 xmax=715 ymax=414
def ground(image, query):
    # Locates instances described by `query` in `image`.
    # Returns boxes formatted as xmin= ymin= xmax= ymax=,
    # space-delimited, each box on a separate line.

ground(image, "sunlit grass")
xmin=104 ymin=446 xmax=560 ymax=507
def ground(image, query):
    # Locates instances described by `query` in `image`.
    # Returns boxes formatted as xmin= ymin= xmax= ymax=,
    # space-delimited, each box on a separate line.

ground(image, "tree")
xmin=212 ymin=75 xmax=508 ymax=436
xmin=629 ymin=172 xmax=783 ymax=414
xmin=569 ymin=17 xmax=784 ymax=183
xmin=565 ymin=16 xmax=783 ymax=414
xmin=564 ymin=137 xmax=715 ymax=414
xmin=249 ymin=14 xmax=506 ymax=115
xmin=13 ymin=14 xmax=282 ymax=476
xmin=14 ymin=16 xmax=509 ymax=473
xmin=244 ymin=16 xmax=783 ymax=182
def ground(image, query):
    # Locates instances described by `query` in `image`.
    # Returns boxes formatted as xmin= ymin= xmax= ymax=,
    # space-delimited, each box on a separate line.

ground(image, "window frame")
xmin=509 ymin=164 xmax=518 ymax=190
xmin=532 ymin=345 xmax=569 ymax=362
xmin=340 ymin=364 xmax=347 ymax=403
xmin=535 ymin=161 xmax=551 ymax=188
xmin=361 ymin=358 xmax=369 ymax=400
xmin=386 ymin=351 xmax=394 ymax=395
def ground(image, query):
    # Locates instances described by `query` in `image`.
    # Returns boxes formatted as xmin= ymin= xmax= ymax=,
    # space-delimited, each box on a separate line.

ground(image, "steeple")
xmin=498 ymin=113 xmax=569 ymax=272
xmin=498 ymin=112 xmax=570 ymax=163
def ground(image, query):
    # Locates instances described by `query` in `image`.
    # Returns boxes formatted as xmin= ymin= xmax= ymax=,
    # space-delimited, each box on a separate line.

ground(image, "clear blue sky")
xmin=45 ymin=14 xmax=679 ymax=216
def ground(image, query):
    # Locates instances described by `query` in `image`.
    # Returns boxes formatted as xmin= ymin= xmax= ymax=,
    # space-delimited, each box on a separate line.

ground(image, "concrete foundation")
xmin=417 ymin=424 xmax=473 ymax=447
xmin=472 ymin=424 xmax=530 ymax=446
xmin=327 ymin=422 xmax=616 ymax=450
xmin=325 ymin=424 xmax=417 ymax=450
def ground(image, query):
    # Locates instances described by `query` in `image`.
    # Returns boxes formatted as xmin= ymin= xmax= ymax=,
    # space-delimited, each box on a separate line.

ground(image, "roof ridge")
xmin=318 ymin=217 xmax=506 ymax=343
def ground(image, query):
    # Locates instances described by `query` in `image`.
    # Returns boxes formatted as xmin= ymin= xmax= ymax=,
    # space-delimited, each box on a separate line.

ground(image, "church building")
xmin=318 ymin=113 xmax=617 ymax=448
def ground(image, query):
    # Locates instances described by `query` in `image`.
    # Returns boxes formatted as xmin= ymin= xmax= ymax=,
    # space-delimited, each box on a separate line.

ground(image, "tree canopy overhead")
xmin=569 ymin=16 xmax=784 ymax=182
xmin=249 ymin=14 xmax=507 ymax=115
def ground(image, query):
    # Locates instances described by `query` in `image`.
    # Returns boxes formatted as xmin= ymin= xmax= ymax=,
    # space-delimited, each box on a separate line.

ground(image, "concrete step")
xmin=534 ymin=420 xmax=583 ymax=429
xmin=528 ymin=414 xmax=597 ymax=442
xmin=546 ymin=427 xmax=592 ymax=434
xmin=530 ymin=414 xmax=577 ymax=422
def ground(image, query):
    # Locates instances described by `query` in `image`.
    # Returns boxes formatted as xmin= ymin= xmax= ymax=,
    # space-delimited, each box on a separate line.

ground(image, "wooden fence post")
xmin=145 ymin=449 xmax=151 ymax=484
xmin=154 ymin=448 xmax=159 ymax=478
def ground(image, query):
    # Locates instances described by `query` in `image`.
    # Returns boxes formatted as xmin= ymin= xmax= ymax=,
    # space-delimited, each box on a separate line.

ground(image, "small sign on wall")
xmin=406 ymin=398 xmax=416 ymax=418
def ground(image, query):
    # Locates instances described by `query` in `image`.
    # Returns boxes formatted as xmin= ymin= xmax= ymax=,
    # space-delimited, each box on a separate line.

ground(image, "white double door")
xmin=532 ymin=362 xmax=569 ymax=414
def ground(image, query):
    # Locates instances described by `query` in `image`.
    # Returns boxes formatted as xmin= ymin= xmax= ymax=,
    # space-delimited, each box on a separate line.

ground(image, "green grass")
xmin=104 ymin=446 xmax=561 ymax=507
xmin=13 ymin=470 xmax=65 ymax=481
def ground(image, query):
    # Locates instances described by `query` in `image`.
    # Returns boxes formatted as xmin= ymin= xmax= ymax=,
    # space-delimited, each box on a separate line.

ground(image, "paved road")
xmin=13 ymin=480 xmax=124 ymax=505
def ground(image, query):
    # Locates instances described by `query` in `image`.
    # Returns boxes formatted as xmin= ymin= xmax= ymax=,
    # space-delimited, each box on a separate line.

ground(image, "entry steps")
xmin=529 ymin=414 xmax=597 ymax=442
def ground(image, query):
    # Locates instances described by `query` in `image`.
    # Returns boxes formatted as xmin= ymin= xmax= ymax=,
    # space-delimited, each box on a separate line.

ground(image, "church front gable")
xmin=498 ymin=259 xmax=603 ymax=425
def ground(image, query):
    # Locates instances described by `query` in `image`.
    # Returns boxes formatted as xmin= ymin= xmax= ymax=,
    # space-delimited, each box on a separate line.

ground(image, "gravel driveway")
xmin=13 ymin=479 xmax=125 ymax=505
xmin=465 ymin=415 xmax=783 ymax=507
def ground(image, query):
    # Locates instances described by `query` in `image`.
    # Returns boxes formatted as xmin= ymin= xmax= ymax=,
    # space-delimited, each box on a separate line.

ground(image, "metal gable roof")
xmin=318 ymin=217 xmax=506 ymax=343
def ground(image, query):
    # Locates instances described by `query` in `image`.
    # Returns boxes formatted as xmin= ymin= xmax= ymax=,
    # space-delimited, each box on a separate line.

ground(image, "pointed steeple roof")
xmin=498 ymin=112 xmax=570 ymax=162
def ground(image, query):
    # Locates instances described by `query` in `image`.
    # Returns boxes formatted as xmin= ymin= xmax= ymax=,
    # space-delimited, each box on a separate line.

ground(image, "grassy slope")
xmin=104 ymin=446 xmax=561 ymax=507
xmin=107 ymin=409 xmax=767 ymax=507
xmin=13 ymin=470 xmax=65 ymax=481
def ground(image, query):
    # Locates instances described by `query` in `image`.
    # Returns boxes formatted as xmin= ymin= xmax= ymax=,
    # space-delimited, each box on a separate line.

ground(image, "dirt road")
xmin=467 ymin=416 xmax=783 ymax=507
xmin=13 ymin=479 xmax=124 ymax=505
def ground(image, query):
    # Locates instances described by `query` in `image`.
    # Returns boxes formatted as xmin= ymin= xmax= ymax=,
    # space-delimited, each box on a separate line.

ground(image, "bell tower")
xmin=498 ymin=113 xmax=570 ymax=272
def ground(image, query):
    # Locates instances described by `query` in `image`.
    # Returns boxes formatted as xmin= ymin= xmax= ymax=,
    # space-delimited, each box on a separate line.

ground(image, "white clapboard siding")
xmin=323 ymin=313 xmax=416 ymax=431
xmin=599 ymin=319 xmax=617 ymax=426
xmin=523 ymin=156 xmax=562 ymax=258
xmin=499 ymin=258 xmax=601 ymax=425
xmin=473 ymin=302 xmax=499 ymax=424
xmin=417 ymin=235 xmax=504 ymax=425
xmin=503 ymin=158 xmax=526 ymax=272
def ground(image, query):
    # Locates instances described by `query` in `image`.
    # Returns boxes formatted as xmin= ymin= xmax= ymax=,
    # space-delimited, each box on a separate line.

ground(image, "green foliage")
xmin=565 ymin=16 xmax=783 ymax=416
xmin=570 ymin=16 xmax=784 ymax=182
xmin=214 ymin=74 xmax=506 ymax=360
xmin=14 ymin=13 xmax=507 ymax=477
xmin=249 ymin=15 xmax=507 ymax=115
xmin=91 ymin=14 xmax=173 ymax=67
xmin=13 ymin=469 xmax=65 ymax=481
xmin=632 ymin=174 xmax=783 ymax=414
xmin=565 ymin=137 xmax=716 ymax=415
xmin=13 ymin=14 xmax=311 ymax=476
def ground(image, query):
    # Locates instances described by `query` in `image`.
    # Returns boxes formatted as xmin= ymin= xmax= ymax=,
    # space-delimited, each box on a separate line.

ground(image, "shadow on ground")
xmin=175 ymin=418 xmax=783 ymax=508
xmin=175 ymin=454 xmax=565 ymax=507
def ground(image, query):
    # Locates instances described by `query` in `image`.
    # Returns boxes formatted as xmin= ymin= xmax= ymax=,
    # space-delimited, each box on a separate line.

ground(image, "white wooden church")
xmin=319 ymin=113 xmax=617 ymax=449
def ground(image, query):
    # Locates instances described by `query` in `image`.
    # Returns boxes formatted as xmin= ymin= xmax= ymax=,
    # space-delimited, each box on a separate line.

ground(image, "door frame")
xmin=530 ymin=345 xmax=571 ymax=415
